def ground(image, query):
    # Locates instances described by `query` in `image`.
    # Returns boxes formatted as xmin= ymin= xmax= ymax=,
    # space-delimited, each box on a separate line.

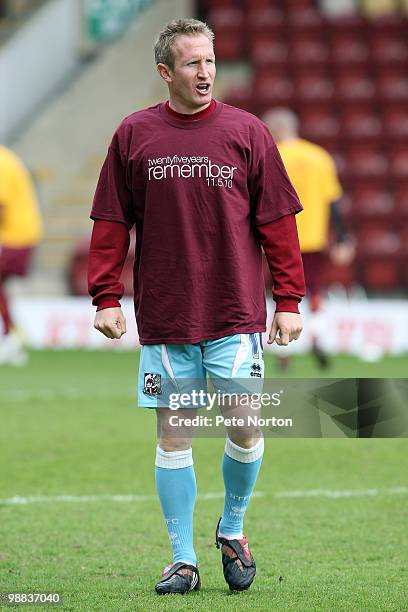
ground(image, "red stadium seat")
xmin=345 ymin=146 xmax=388 ymax=180
xmin=400 ymin=227 xmax=408 ymax=253
xmin=214 ymin=31 xmax=243 ymax=61
xmin=244 ymin=0 xmax=272 ymax=9
xmin=394 ymin=183 xmax=408 ymax=218
xmin=203 ymin=0 xmax=235 ymax=9
xmin=368 ymin=12 xmax=404 ymax=32
xmin=249 ymin=35 xmax=288 ymax=66
xmin=207 ymin=7 xmax=244 ymax=29
xmin=295 ymin=71 xmax=334 ymax=103
xmin=331 ymin=33 xmax=369 ymax=65
xmin=370 ymin=33 xmax=408 ymax=64
xmin=335 ymin=71 xmax=375 ymax=102
xmin=383 ymin=106 xmax=408 ymax=140
xmin=247 ymin=7 xmax=285 ymax=31
xmin=358 ymin=259 xmax=400 ymax=291
xmin=377 ymin=70 xmax=408 ymax=101
xmin=325 ymin=261 xmax=356 ymax=289
xmin=253 ymin=68 xmax=294 ymax=106
xmin=326 ymin=13 xmax=365 ymax=32
xmin=284 ymin=0 xmax=316 ymax=7
xmin=290 ymin=36 xmax=328 ymax=65
xmin=357 ymin=228 xmax=401 ymax=290
xmin=400 ymin=228 xmax=408 ymax=287
xmin=341 ymin=107 xmax=382 ymax=141
xmin=300 ymin=107 xmax=340 ymax=141
xmin=389 ymin=146 xmax=408 ymax=180
xmin=352 ymin=184 xmax=395 ymax=221
xmin=287 ymin=8 xmax=323 ymax=29
xmin=358 ymin=228 xmax=400 ymax=256
xmin=223 ymin=85 xmax=257 ymax=114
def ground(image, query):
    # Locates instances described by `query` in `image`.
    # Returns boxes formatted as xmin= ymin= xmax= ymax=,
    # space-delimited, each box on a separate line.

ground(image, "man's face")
xmin=163 ymin=34 xmax=216 ymax=112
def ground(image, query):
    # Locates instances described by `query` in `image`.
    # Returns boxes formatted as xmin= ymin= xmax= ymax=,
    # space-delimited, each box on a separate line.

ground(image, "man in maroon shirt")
xmin=89 ymin=19 xmax=305 ymax=595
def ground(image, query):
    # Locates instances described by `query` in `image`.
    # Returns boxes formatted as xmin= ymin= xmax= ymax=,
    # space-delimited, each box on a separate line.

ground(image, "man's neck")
xmin=165 ymin=99 xmax=216 ymax=120
xmin=168 ymin=98 xmax=212 ymax=116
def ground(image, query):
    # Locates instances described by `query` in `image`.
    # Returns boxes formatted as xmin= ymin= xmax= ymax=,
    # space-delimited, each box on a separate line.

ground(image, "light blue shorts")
xmin=138 ymin=333 xmax=264 ymax=408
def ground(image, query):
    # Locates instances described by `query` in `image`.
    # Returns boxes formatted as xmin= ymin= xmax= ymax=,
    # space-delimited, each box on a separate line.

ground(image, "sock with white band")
xmin=218 ymin=437 xmax=264 ymax=539
xmin=155 ymin=446 xmax=197 ymax=566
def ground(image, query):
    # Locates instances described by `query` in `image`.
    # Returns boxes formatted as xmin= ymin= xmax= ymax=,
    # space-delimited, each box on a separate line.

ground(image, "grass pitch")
xmin=0 ymin=350 xmax=407 ymax=611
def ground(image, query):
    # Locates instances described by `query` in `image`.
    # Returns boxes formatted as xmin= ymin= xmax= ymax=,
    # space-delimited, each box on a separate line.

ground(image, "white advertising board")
xmin=10 ymin=297 xmax=408 ymax=356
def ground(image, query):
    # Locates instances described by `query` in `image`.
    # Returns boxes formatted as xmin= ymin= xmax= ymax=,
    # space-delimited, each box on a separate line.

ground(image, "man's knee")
xmin=156 ymin=408 xmax=194 ymax=451
xmin=227 ymin=428 xmax=262 ymax=449
xmin=158 ymin=436 xmax=192 ymax=452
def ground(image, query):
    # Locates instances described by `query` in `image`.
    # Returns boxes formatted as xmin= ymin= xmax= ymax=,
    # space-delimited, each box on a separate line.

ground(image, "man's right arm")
xmin=88 ymin=219 xmax=130 ymax=339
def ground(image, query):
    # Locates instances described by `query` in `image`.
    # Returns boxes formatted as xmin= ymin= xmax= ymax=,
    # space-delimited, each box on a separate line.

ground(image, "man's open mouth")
xmin=196 ymin=83 xmax=210 ymax=95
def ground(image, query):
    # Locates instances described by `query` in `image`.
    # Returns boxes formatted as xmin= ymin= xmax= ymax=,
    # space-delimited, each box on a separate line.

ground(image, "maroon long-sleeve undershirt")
xmin=257 ymin=213 xmax=306 ymax=313
xmin=88 ymin=214 xmax=305 ymax=314
xmin=88 ymin=219 xmax=130 ymax=311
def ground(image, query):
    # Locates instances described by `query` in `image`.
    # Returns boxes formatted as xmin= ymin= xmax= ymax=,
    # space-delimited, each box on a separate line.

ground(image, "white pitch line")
xmin=0 ymin=492 xmax=264 ymax=506
xmin=274 ymin=486 xmax=408 ymax=499
xmin=1 ymin=388 xmax=136 ymax=402
xmin=0 ymin=488 xmax=407 ymax=506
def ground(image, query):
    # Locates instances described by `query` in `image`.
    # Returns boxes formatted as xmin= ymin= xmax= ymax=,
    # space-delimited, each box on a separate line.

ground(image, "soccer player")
xmin=88 ymin=19 xmax=305 ymax=595
xmin=263 ymin=108 xmax=354 ymax=368
xmin=0 ymin=145 xmax=43 ymax=365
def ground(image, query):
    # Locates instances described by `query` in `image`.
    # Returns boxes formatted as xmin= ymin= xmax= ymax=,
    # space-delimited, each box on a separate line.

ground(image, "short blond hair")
xmin=154 ymin=19 xmax=215 ymax=69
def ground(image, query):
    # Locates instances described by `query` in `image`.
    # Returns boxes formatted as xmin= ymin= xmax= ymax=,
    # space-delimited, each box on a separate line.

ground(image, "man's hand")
xmin=94 ymin=307 xmax=126 ymax=339
xmin=268 ymin=312 xmax=303 ymax=346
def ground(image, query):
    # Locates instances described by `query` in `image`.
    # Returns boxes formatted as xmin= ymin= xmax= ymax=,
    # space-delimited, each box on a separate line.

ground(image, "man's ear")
xmin=156 ymin=63 xmax=173 ymax=83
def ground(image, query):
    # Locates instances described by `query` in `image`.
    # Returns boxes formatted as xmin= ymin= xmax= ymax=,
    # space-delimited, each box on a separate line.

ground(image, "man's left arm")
xmin=257 ymin=214 xmax=306 ymax=345
xmin=330 ymin=200 xmax=355 ymax=266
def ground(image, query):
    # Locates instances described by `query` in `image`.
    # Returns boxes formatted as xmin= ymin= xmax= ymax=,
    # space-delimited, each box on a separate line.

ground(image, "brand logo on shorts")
xmin=143 ymin=373 xmax=162 ymax=396
xmin=250 ymin=363 xmax=262 ymax=378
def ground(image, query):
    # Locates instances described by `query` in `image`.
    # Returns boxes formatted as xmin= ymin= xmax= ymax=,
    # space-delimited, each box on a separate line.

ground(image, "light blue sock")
xmin=155 ymin=446 xmax=197 ymax=566
xmin=219 ymin=437 xmax=264 ymax=538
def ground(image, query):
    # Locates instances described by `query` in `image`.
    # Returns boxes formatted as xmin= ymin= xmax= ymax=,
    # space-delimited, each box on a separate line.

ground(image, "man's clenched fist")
xmin=94 ymin=307 xmax=127 ymax=340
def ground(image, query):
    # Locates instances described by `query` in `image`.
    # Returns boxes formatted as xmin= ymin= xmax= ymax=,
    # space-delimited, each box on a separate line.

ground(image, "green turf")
xmin=0 ymin=351 xmax=407 ymax=611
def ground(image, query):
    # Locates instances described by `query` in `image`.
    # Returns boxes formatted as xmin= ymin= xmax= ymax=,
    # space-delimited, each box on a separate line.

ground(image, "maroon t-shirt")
xmin=91 ymin=101 xmax=302 ymax=344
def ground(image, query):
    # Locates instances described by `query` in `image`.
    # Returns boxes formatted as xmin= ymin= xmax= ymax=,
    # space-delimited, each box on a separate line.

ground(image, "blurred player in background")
xmin=89 ymin=20 xmax=305 ymax=595
xmin=0 ymin=145 xmax=43 ymax=365
xmin=263 ymin=108 xmax=354 ymax=369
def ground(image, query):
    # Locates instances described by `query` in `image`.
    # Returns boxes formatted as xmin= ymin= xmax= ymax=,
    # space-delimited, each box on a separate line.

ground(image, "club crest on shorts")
xmin=143 ymin=373 xmax=162 ymax=396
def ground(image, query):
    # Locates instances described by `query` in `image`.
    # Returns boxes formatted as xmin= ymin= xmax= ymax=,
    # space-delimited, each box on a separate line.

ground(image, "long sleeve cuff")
xmin=95 ymin=297 xmax=121 ymax=312
xmin=274 ymin=297 xmax=301 ymax=314
xmin=88 ymin=219 xmax=130 ymax=308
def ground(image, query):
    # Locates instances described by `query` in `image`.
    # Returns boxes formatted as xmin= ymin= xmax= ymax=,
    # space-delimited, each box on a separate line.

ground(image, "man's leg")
xmin=153 ymin=408 xmax=201 ymax=594
xmin=215 ymin=408 xmax=264 ymax=591
xmin=218 ymin=432 xmax=264 ymax=540
xmin=302 ymin=251 xmax=329 ymax=368
xmin=0 ymin=248 xmax=31 ymax=365
xmin=138 ymin=343 xmax=205 ymax=593
xmin=0 ymin=273 xmax=27 ymax=365
xmin=203 ymin=333 xmax=265 ymax=590
xmin=0 ymin=278 xmax=12 ymax=335
xmin=0 ymin=247 xmax=32 ymax=336
xmin=155 ymin=408 xmax=197 ymax=567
